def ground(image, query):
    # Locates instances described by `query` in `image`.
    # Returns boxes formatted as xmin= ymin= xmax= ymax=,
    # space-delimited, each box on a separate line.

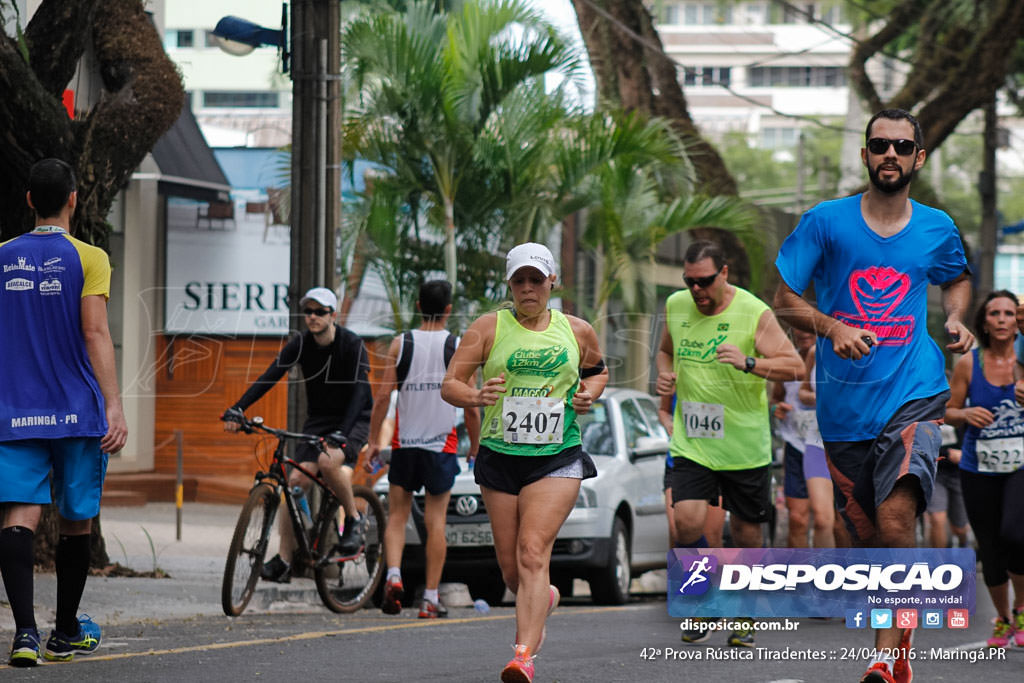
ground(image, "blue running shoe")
xmin=43 ymin=615 xmax=101 ymax=662
xmin=9 ymin=628 xmax=40 ymax=667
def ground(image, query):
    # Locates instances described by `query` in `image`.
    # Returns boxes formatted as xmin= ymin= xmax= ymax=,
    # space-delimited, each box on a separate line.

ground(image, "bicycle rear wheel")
xmin=314 ymin=484 xmax=385 ymax=613
xmin=222 ymin=483 xmax=278 ymax=616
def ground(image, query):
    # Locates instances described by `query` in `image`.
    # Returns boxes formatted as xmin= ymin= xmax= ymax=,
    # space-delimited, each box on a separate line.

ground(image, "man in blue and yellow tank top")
xmin=655 ymin=240 xmax=805 ymax=648
xmin=0 ymin=159 xmax=127 ymax=666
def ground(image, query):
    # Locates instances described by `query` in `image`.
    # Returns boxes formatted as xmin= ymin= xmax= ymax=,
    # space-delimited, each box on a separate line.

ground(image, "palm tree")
xmin=342 ymin=0 xmax=582 ymax=287
xmin=555 ymin=112 xmax=757 ymax=388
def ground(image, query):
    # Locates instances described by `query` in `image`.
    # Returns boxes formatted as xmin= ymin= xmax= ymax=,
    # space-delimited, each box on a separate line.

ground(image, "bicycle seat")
xmin=323 ymin=430 xmax=347 ymax=449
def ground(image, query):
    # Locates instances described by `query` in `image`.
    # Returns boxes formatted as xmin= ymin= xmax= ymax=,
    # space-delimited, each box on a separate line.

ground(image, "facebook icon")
xmin=845 ymin=610 xmax=866 ymax=629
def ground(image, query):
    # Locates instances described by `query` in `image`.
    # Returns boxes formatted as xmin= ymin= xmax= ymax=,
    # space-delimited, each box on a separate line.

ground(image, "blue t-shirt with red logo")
xmin=0 ymin=230 xmax=110 ymax=441
xmin=775 ymin=194 xmax=967 ymax=441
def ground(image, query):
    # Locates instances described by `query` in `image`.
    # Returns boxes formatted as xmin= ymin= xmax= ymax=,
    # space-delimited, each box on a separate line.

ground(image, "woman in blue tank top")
xmin=944 ymin=290 xmax=1024 ymax=648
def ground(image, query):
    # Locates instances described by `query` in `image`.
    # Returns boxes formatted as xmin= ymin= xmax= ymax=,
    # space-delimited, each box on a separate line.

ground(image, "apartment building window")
xmin=682 ymin=2 xmax=731 ymax=25
xmin=683 ymin=66 xmax=732 ymax=87
xmin=173 ymin=30 xmax=194 ymax=48
xmin=769 ymin=2 xmax=843 ymax=24
xmin=664 ymin=3 xmax=682 ymax=24
xmin=739 ymin=2 xmax=768 ymax=25
xmin=202 ymin=91 xmax=280 ymax=108
xmin=748 ymin=66 xmax=846 ymax=87
xmin=761 ymin=127 xmax=799 ymax=149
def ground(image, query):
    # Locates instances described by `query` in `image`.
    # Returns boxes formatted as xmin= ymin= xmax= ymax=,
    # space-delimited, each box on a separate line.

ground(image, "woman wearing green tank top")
xmin=442 ymin=243 xmax=608 ymax=683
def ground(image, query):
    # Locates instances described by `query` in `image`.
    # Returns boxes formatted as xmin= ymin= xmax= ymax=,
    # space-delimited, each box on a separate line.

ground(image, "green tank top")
xmin=482 ymin=309 xmax=581 ymax=455
xmin=665 ymin=287 xmax=771 ymax=470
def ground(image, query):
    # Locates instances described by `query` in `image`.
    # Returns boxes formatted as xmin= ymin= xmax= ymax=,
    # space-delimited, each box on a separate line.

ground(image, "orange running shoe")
xmin=859 ymin=662 xmax=895 ymax=683
xmin=500 ymin=644 xmax=534 ymax=683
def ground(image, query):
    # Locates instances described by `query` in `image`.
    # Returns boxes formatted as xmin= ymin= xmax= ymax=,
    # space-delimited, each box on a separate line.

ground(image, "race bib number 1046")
xmin=503 ymin=396 xmax=565 ymax=444
xmin=680 ymin=401 xmax=724 ymax=439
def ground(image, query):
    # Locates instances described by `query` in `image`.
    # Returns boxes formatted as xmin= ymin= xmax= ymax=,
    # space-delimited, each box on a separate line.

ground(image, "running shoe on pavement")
xmin=381 ymin=576 xmax=404 ymax=615
xmin=1013 ymin=607 xmax=1024 ymax=647
xmin=501 ymin=644 xmax=534 ymax=683
xmin=260 ymin=554 xmax=291 ymax=583
xmin=681 ymin=616 xmax=711 ymax=643
xmin=987 ymin=617 xmax=1013 ymax=648
xmin=418 ymin=597 xmax=448 ymax=619
xmin=44 ymin=615 xmax=101 ymax=662
xmin=860 ymin=662 xmax=896 ymax=683
xmin=727 ymin=618 xmax=755 ymax=647
xmin=892 ymin=628 xmax=913 ymax=683
xmin=337 ymin=514 xmax=366 ymax=556
xmin=8 ymin=628 xmax=40 ymax=667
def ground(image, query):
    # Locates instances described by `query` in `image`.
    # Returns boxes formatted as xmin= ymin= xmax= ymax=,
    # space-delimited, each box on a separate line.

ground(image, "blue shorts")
xmin=783 ymin=442 xmax=832 ymax=499
xmin=0 ymin=438 xmax=108 ymax=520
xmin=825 ymin=391 xmax=947 ymax=543
xmin=388 ymin=447 xmax=460 ymax=495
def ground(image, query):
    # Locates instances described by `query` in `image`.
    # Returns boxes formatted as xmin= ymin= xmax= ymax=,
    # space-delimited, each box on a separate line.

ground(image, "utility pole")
xmin=979 ymin=97 xmax=998 ymax=294
xmin=288 ymin=0 xmax=341 ymax=432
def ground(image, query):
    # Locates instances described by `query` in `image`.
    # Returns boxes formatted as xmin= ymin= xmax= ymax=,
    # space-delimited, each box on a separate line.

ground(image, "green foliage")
xmin=342 ymin=0 xmax=582 ymax=307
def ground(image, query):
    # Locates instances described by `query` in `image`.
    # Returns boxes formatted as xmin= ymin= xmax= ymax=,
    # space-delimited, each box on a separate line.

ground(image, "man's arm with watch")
xmin=714 ymin=309 xmax=805 ymax=382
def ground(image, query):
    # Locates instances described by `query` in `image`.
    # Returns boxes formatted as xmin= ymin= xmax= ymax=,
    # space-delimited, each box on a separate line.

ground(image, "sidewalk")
xmin=0 ymin=502 xmax=325 ymax=632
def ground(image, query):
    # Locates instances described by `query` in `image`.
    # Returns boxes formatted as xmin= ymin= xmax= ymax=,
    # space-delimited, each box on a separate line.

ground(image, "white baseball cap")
xmin=505 ymin=242 xmax=556 ymax=281
xmin=299 ymin=287 xmax=338 ymax=310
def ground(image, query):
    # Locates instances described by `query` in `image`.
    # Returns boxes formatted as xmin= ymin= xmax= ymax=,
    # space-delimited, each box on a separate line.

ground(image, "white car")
xmin=375 ymin=387 xmax=670 ymax=605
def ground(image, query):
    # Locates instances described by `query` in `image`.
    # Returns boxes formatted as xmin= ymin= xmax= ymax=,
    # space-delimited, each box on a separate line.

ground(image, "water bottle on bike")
xmin=292 ymin=486 xmax=312 ymax=531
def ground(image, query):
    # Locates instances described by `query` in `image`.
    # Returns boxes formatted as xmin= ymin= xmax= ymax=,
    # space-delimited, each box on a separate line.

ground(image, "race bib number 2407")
xmin=503 ymin=396 xmax=565 ymax=444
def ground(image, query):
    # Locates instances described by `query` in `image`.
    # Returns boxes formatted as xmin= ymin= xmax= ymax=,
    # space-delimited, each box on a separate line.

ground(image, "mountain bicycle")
xmin=220 ymin=411 xmax=385 ymax=616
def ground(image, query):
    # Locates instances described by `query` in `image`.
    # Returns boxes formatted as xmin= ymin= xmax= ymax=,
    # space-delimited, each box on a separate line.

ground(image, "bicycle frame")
xmin=243 ymin=420 xmax=342 ymax=570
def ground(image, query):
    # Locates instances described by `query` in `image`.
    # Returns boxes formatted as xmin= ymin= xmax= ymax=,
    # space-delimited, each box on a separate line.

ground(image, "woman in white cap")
xmin=442 ymin=243 xmax=608 ymax=683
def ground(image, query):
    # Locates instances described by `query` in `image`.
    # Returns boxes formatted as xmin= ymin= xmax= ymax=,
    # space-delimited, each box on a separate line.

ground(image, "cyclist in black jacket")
xmin=223 ymin=287 xmax=373 ymax=582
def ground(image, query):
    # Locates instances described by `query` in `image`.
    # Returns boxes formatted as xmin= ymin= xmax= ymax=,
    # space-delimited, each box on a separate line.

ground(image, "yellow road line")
xmin=8 ymin=605 xmax=635 ymax=666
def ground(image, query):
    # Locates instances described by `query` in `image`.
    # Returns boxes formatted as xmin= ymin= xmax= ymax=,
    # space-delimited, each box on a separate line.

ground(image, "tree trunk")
xmin=34 ymin=506 xmax=109 ymax=570
xmin=571 ymin=0 xmax=751 ymax=287
xmin=0 ymin=0 xmax=185 ymax=246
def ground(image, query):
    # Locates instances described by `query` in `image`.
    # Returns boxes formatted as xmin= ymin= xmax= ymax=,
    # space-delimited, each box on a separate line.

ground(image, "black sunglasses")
xmin=867 ymin=137 xmax=918 ymax=156
xmin=303 ymin=307 xmax=332 ymax=317
xmin=684 ymin=267 xmax=722 ymax=290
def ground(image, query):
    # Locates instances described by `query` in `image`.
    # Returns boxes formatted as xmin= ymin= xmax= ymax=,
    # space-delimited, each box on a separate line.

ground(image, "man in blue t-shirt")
xmin=774 ymin=110 xmax=972 ymax=683
xmin=0 ymin=159 xmax=127 ymax=667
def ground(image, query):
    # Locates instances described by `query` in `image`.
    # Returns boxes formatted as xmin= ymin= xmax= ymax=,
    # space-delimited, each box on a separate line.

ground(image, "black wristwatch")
xmin=743 ymin=356 xmax=756 ymax=373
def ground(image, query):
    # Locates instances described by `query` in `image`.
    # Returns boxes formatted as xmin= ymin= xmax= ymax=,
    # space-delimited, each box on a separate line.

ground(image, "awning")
xmin=148 ymin=103 xmax=232 ymax=203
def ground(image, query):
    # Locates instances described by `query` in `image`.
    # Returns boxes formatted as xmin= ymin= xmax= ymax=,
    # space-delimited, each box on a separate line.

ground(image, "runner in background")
xmin=773 ymin=329 xmax=834 ymax=548
xmin=657 ymin=240 xmax=804 ymax=648
xmin=945 ymin=290 xmax=1024 ymax=649
xmin=365 ymin=280 xmax=480 ymax=619
xmin=657 ymin=393 xmax=726 ymax=548
xmin=923 ymin=424 xmax=970 ymax=550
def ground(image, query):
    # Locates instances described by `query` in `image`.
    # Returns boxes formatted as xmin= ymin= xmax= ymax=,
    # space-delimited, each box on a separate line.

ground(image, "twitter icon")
xmin=870 ymin=609 xmax=892 ymax=629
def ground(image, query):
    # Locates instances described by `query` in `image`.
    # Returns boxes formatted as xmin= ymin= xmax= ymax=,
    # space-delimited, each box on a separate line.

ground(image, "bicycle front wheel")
xmin=314 ymin=485 xmax=386 ymax=613
xmin=222 ymin=483 xmax=278 ymax=616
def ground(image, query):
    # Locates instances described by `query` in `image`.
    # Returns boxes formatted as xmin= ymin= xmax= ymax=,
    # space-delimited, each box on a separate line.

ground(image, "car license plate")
xmin=445 ymin=523 xmax=493 ymax=546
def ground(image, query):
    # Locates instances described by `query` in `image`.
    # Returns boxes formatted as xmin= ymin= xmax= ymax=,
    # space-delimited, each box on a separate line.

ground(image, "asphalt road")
xmin=2 ymin=595 xmax=1020 ymax=682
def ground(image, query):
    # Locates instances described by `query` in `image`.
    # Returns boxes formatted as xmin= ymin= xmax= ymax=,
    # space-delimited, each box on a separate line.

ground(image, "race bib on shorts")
xmin=503 ymin=396 xmax=565 ymax=444
xmin=792 ymin=410 xmax=822 ymax=448
xmin=976 ymin=436 xmax=1024 ymax=473
xmin=680 ymin=401 xmax=724 ymax=439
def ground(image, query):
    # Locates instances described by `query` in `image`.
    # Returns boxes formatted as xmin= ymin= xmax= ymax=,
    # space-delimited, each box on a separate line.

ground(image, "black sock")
xmin=55 ymin=533 xmax=90 ymax=636
xmin=0 ymin=526 xmax=36 ymax=630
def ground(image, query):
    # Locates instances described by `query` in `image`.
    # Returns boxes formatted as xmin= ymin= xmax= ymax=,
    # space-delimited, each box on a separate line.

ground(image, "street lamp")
xmin=212 ymin=1 xmax=341 ymax=434
xmin=210 ymin=12 xmax=289 ymax=72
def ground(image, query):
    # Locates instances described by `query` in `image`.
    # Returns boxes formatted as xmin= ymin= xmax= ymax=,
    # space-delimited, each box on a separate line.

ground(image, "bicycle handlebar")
xmin=221 ymin=409 xmax=346 ymax=449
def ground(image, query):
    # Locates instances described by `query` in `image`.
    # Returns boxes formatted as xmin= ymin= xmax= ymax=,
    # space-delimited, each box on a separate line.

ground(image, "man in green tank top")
xmin=655 ymin=241 xmax=805 ymax=647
